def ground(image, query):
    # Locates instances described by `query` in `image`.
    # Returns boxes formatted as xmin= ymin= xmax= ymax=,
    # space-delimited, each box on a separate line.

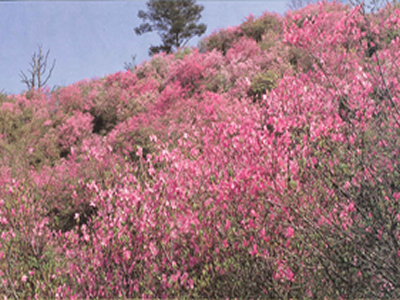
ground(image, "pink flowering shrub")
xmin=3 ymin=1 xmax=400 ymax=298
xmin=58 ymin=111 xmax=94 ymax=153
xmin=54 ymin=80 xmax=94 ymax=114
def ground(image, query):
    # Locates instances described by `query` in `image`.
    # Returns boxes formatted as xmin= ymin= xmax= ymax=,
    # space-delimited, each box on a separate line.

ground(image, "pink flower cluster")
xmin=1 ymin=2 xmax=400 ymax=298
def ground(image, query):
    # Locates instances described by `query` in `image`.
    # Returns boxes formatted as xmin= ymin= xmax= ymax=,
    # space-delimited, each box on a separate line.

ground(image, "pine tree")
xmin=135 ymin=0 xmax=207 ymax=55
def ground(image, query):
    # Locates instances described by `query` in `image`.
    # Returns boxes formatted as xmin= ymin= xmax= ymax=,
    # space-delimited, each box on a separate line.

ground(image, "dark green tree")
xmin=135 ymin=0 xmax=207 ymax=55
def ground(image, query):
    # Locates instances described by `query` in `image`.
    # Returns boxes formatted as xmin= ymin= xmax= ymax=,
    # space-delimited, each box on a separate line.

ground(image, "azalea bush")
xmin=2 ymin=1 xmax=400 ymax=298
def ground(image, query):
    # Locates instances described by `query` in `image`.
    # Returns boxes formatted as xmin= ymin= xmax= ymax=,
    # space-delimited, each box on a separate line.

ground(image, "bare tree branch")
xmin=19 ymin=45 xmax=56 ymax=91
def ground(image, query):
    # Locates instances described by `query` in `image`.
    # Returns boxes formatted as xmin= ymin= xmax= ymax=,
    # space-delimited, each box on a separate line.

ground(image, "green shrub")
xmin=204 ymin=71 xmax=232 ymax=93
xmin=287 ymin=46 xmax=315 ymax=73
xmin=174 ymin=47 xmax=193 ymax=60
xmin=241 ymin=13 xmax=282 ymax=43
xmin=198 ymin=27 xmax=244 ymax=55
xmin=247 ymin=71 xmax=278 ymax=101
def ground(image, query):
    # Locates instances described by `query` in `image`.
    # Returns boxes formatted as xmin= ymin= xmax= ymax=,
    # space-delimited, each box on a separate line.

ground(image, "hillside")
xmin=1 ymin=2 xmax=400 ymax=298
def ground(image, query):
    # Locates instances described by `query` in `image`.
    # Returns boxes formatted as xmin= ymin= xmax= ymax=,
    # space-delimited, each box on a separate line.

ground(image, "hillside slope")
xmin=1 ymin=2 xmax=400 ymax=298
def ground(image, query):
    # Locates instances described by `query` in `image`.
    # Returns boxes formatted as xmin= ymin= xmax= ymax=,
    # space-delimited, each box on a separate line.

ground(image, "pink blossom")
xmin=224 ymin=219 xmax=231 ymax=231
xmin=285 ymin=226 xmax=294 ymax=239
xmin=149 ymin=242 xmax=158 ymax=256
xmin=285 ymin=267 xmax=294 ymax=281
xmin=123 ymin=250 xmax=131 ymax=261
xmin=43 ymin=120 xmax=52 ymax=126
xmin=249 ymin=244 xmax=258 ymax=256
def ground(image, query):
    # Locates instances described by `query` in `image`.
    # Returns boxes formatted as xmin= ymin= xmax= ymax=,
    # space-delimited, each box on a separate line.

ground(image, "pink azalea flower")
xmin=285 ymin=226 xmax=294 ymax=239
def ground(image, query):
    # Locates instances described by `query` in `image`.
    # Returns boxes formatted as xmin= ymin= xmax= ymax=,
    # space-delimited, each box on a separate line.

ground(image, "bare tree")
xmin=287 ymin=0 xmax=316 ymax=11
xmin=287 ymin=0 xmax=351 ymax=12
xmin=349 ymin=0 xmax=391 ymax=12
xmin=19 ymin=45 xmax=56 ymax=90
xmin=124 ymin=55 xmax=137 ymax=72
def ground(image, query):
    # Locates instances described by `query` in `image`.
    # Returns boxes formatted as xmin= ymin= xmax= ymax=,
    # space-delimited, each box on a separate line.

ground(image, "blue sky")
xmin=1 ymin=1 xmax=290 ymax=95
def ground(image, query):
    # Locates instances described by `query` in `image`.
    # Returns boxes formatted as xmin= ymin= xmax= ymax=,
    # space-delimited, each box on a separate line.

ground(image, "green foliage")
xmin=241 ymin=13 xmax=282 ymax=43
xmin=135 ymin=0 xmax=207 ymax=55
xmin=174 ymin=47 xmax=193 ymax=60
xmin=204 ymin=71 xmax=231 ymax=93
xmin=0 ymin=98 xmax=58 ymax=172
xmin=287 ymin=47 xmax=315 ymax=73
xmin=258 ymin=31 xmax=281 ymax=51
xmin=0 ymin=180 xmax=70 ymax=299
xmin=199 ymin=13 xmax=282 ymax=55
xmin=0 ymin=91 xmax=7 ymax=102
xmin=198 ymin=28 xmax=243 ymax=55
xmin=247 ymin=71 xmax=278 ymax=101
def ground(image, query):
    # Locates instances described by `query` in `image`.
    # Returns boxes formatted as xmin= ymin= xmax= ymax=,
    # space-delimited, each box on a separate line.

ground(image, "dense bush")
xmin=241 ymin=12 xmax=283 ymax=42
xmin=2 ymin=2 xmax=400 ymax=298
xmin=247 ymin=71 xmax=278 ymax=101
xmin=198 ymin=26 xmax=243 ymax=55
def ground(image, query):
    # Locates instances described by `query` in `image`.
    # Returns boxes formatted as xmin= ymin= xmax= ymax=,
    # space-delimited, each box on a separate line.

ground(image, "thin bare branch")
xmin=19 ymin=45 xmax=56 ymax=91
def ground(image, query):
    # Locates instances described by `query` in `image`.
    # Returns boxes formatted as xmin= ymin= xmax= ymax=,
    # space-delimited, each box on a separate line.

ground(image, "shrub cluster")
xmin=2 ymin=2 xmax=400 ymax=298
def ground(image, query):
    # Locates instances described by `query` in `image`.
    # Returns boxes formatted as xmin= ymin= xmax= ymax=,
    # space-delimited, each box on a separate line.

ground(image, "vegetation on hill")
xmin=2 ymin=2 xmax=400 ymax=298
xmin=135 ymin=0 xmax=207 ymax=55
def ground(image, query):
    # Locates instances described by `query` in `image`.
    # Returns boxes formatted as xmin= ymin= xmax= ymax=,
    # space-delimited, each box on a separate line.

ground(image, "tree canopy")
xmin=135 ymin=0 xmax=207 ymax=55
